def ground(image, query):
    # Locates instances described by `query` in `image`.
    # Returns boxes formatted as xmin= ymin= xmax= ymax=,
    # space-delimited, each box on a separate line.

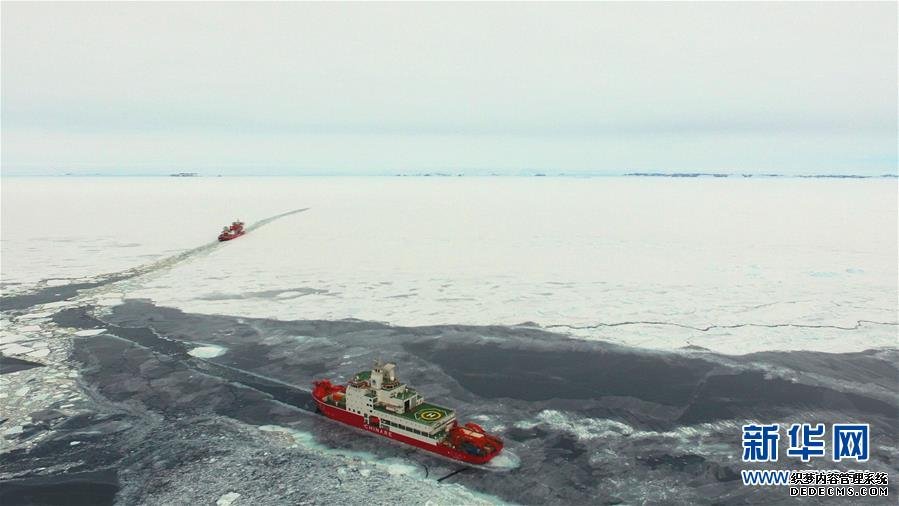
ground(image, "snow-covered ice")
xmin=26 ymin=348 xmax=51 ymax=358
xmin=73 ymin=329 xmax=107 ymax=337
xmin=3 ymin=177 xmax=896 ymax=354
xmin=3 ymin=175 xmax=895 ymax=506
xmin=0 ymin=177 xmax=319 ymax=287
xmin=0 ymin=343 xmax=32 ymax=355
xmin=17 ymin=311 xmax=56 ymax=320
xmin=215 ymin=492 xmax=241 ymax=506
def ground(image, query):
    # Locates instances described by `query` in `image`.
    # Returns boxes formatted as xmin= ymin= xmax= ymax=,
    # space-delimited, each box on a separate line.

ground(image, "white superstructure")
xmin=342 ymin=361 xmax=457 ymax=444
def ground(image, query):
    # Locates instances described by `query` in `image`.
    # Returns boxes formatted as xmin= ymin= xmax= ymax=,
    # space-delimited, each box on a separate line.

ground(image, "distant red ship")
xmin=313 ymin=361 xmax=504 ymax=465
xmin=218 ymin=220 xmax=245 ymax=241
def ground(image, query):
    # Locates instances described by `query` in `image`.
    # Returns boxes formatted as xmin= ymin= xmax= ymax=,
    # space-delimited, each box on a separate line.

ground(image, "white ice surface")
xmin=3 ymin=177 xmax=897 ymax=354
xmin=0 ymin=343 xmax=32 ymax=355
xmin=256 ymin=425 xmax=503 ymax=504
xmin=1 ymin=177 xmax=317 ymax=289
xmin=257 ymin=425 xmax=423 ymax=477
xmin=188 ymin=345 xmax=228 ymax=358
xmin=73 ymin=329 xmax=107 ymax=337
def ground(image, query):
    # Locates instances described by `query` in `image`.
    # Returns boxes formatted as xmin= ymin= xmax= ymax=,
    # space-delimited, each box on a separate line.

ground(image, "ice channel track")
xmin=0 ymin=208 xmax=309 ymax=311
xmin=545 ymin=319 xmax=899 ymax=333
xmin=54 ymin=306 xmax=520 ymax=477
xmin=108 ymin=207 xmax=310 ymax=284
xmin=3 ymin=205 xmax=520 ymax=479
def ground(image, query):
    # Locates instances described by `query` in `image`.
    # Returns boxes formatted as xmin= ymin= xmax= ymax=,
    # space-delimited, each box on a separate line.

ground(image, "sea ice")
xmin=0 ymin=343 xmax=31 ymax=355
xmin=96 ymin=297 xmax=124 ymax=307
xmin=3 ymin=177 xmax=896 ymax=355
xmin=188 ymin=345 xmax=228 ymax=358
xmin=27 ymin=348 xmax=50 ymax=358
xmin=257 ymin=425 xmax=426 ymax=478
xmin=73 ymin=329 xmax=107 ymax=337
xmin=216 ymin=492 xmax=241 ymax=506
xmin=17 ymin=312 xmax=56 ymax=320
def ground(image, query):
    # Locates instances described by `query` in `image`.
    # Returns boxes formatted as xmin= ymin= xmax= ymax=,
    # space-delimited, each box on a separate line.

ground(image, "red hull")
xmin=313 ymin=396 xmax=499 ymax=465
xmin=218 ymin=231 xmax=245 ymax=242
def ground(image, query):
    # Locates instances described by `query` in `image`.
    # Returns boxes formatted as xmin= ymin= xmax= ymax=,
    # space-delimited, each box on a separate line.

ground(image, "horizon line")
xmin=2 ymin=172 xmax=897 ymax=179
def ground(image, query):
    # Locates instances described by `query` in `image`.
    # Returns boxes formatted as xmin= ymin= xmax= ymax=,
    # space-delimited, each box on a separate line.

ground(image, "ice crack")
xmin=545 ymin=319 xmax=898 ymax=332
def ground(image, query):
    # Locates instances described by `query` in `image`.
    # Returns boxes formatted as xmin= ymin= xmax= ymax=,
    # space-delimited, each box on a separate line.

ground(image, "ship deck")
xmin=374 ymin=401 xmax=454 ymax=426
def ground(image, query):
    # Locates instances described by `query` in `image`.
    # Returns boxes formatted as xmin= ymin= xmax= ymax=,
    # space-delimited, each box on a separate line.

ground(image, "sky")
xmin=2 ymin=1 xmax=896 ymax=176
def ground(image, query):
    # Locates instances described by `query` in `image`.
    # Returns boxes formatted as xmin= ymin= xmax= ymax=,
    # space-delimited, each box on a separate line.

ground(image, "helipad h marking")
xmin=416 ymin=408 xmax=445 ymax=421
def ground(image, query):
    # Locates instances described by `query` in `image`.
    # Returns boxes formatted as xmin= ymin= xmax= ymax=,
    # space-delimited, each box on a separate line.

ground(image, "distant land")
xmin=391 ymin=172 xmax=898 ymax=179
xmin=6 ymin=171 xmax=897 ymax=178
xmin=623 ymin=172 xmax=898 ymax=179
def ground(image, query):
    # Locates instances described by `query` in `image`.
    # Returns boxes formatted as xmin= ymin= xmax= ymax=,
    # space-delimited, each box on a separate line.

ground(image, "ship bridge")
xmin=344 ymin=361 xmax=457 ymax=439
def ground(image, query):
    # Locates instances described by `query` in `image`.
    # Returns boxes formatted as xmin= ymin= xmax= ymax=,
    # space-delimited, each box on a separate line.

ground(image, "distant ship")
xmin=313 ymin=361 xmax=504 ymax=464
xmin=170 ymin=172 xmax=199 ymax=177
xmin=217 ymin=220 xmax=245 ymax=241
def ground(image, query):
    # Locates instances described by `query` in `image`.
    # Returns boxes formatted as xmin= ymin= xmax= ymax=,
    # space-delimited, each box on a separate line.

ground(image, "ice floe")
xmin=0 ymin=343 xmax=32 ymax=355
xmin=27 ymin=348 xmax=51 ymax=358
xmin=216 ymin=492 xmax=241 ymax=506
xmin=188 ymin=345 xmax=228 ymax=358
xmin=96 ymin=297 xmax=124 ymax=307
xmin=18 ymin=312 xmax=56 ymax=320
xmin=73 ymin=329 xmax=107 ymax=337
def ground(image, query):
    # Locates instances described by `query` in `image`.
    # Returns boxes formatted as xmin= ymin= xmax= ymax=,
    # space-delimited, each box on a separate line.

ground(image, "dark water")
xmin=405 ymin=341 xmax=897 ymax=426
xmin=0 ymin=470 xmax=119 ymax=506
xmin=7 ymin=300 xmax=888 ymax=504
xmin=0 ymin=356 xmax=43 ymax=375
xmin=0 ymin=280 xmax=121 ymax=311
